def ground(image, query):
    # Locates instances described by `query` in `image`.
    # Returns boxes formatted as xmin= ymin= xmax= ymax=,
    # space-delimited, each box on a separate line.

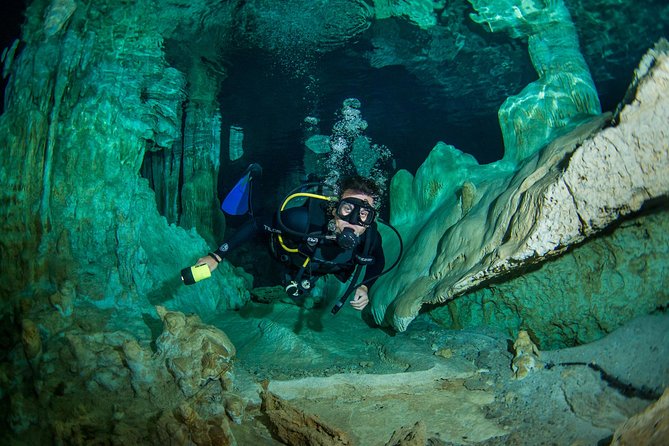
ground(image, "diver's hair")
xmin=337 ymin=175 xmax=382 ymax=207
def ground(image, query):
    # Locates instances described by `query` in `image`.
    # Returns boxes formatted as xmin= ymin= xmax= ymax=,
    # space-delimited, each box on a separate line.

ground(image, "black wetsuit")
xmin=215 ymin=204 xmax=385 ymax=291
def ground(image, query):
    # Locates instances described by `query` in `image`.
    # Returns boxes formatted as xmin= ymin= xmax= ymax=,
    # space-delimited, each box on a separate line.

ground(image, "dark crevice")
xmin=547 ymin=362 xmax=663 ymax=401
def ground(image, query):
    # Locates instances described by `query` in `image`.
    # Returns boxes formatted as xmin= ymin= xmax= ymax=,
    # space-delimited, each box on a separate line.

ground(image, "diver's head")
xmin=332 ymin=175 xmax=380 ymax=240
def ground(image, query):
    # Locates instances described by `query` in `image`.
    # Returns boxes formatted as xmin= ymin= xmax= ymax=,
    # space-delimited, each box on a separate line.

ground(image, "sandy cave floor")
xmin=199 ymin=298 xmax=669 ymax=446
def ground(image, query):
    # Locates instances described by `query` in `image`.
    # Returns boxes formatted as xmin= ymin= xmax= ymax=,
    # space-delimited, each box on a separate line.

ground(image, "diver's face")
xmin=333 ymin=190 xmax=375 ymax=236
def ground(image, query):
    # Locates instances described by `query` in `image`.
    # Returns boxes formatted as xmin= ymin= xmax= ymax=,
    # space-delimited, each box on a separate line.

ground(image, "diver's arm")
xmin=197 ymin=217 xmax=263 ymax=272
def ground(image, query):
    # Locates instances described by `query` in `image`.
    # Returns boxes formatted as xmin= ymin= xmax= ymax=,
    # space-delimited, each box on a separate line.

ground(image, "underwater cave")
xmin=1 ymin=0 xmax=668 ymax=445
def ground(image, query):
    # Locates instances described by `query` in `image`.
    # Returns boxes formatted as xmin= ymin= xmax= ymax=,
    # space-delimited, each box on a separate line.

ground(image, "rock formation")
xmin=511 ymin=330 xmax=542 ymax=379
xmin=468 ymin=0 xmax=602 ymax=161
xmin=373 ymin=39 xmax=669 ymax=346
xmin=610 ymin=388 xmax=669 ymax=446
xmin=2 ymin=301 xmax=244 ymax=444
xmin=261 ymin=383 xmax=354 ymax=446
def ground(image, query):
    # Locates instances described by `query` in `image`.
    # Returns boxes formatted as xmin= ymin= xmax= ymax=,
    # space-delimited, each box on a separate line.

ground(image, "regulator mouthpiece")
xmin=181 ymin=263 xmax=211 ymax=285
xmin=337 ymin=227 xmax=360 ymax=250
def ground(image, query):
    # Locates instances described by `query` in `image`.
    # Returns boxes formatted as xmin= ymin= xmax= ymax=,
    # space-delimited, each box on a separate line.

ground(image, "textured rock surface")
xmin=261 ymin=385 xmax=354 ymax=446
xmin=1 ymin=1 xmax=667 ymax=444
xmin=1 ymin=302 xmax=245 ymax=444
xmin=265 ymin=357 xmax=506 ymax=445
xmin=610 ymin=388 xmax=669 ymax=446
xmin=429 ymin=209 xmax=669 ymax=349
xmin=384 ymin=421 xmax=427 ymax=446
xmin=374 ymin=40 xmax=669 ymax=342
xmin=468 ymin=0 xmax=601 ymax=161
xmin=156 ymin=306 xmax=236 ymax=397
xmin=0 ymin=0 xmax=251 ymax=317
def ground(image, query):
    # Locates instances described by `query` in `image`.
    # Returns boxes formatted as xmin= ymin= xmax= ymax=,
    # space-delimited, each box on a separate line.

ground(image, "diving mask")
xmin=335 ymin=197 xmax=376 ymax=227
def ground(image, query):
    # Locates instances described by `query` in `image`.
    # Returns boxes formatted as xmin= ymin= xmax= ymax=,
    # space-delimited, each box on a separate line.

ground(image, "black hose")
xmin=331 ymin=218 xmax=404 ymax=315
xmin=356 ymin=218 xmax=403 ymax=288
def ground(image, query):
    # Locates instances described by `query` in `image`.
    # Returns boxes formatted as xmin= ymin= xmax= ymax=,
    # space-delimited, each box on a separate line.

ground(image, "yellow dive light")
xmin=181 ymin=263 xmax=211 ymax=285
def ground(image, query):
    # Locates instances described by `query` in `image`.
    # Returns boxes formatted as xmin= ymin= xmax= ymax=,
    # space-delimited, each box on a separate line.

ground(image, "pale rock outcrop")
xmin=20 ymin=319 xmax=42 ymax=360
xmin=43 ymin=0 xmax=77 ymax=37
xmin=374 ymin=40 xmax=669 ymax=337
xmin=610 ymin=387 xmax=669 ymax=446
xmin=47 ymin=280 xmax=75 ymax=317
xmin=261 ymin=383 xmax=354 ymax=446
xmin=156 ymin=305 xmax=236 ymax=397
xmin=511 ymin=330 xmax=542 ymax=379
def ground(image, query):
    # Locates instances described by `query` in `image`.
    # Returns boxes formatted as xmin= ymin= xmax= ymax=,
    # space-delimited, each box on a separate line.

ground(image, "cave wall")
xmin=0 ymin=0 xmax=250 ymax=315
xmin=429 ymin=209 xmax=669 ymax=349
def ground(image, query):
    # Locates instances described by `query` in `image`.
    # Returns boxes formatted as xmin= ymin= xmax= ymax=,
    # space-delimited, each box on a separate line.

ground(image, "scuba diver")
xmin=183 ymin=164 xmax=400 ymax=314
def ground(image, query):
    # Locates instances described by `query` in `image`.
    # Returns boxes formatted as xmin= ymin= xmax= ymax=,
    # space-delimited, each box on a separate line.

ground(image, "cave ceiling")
xmin=150 ymin=0 xmax=669 ymax=171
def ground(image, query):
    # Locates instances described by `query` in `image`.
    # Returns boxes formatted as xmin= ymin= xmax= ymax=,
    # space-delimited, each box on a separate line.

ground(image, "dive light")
xmin=181 ymin=263 xmax=211 ymax=285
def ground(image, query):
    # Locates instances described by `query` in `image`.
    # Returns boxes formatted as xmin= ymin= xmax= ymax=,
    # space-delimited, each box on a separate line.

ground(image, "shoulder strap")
xmin=353 ymin=222 xmax=376 ymax=264
xmin=331 ymin=223 xmax=376 ymax=315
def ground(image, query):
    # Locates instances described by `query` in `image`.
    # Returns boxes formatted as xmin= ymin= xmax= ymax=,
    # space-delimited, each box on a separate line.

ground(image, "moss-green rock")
xmin=430 ymin=209 xmax=669 ymax=349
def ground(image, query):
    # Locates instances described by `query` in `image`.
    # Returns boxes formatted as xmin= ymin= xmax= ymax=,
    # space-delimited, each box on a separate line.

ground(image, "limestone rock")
xmin=154 ymin=400 xmax=237 ymax=446
xmin=384 ymin=420 xmax=427 ymax=446
xmin=155 ymin=306 xmax=236 ymax=397
xmin=43 ymin=0 xmax=77 ymax=37
xmin=610 ymin=387 xmax=669 ymax=446
xmin=176 ymin=401 xmax=236 ymax=446
xmin=560 ymin=368 xmax=648 ymax=430
xmin=65 ymin=331 xmax=135 ymax=392
xmin=122 ymin=339 xmax=156 ymax=393
xmin=228 ymin=125 xmax=244 ymax=161
xmin=223 ymin=392 xmax=245 ymax=425
xmin=21 ymin=319 xmax=41 ymax=360
xmin=511 ymin=331 xmax=542 ymax=380
xmin=460 ymin=181 xmax=477 ymax=216
xmin=374 ymin=40 xmax=669 ymax=344
xmin=261 ymin=384 xmax=353 ymax=446
xmin=468 ymin=0 xmax=601 ymax=161
xmin=48 ymin=280 xmax=75 ymax=317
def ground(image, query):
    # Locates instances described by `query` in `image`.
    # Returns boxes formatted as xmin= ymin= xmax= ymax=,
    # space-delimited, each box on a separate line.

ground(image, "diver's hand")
xmin=350 ymin=285 xmax=369 ymax=310
xmin=197 ymin=255 xmax=219 ymax=273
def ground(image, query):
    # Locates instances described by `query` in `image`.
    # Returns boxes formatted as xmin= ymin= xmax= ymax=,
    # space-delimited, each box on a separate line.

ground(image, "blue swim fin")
xmin=221 ymin=163 xmax=262 ymax=216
